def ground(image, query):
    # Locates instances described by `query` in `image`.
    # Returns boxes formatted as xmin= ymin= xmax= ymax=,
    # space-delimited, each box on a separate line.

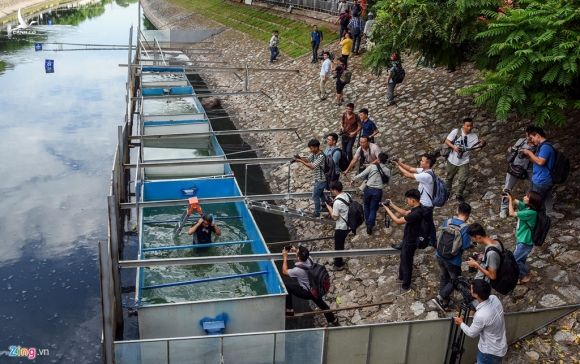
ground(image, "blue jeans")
xmin=341 ymin=135 xmax=356 ymax=163
xmin=312 ymin=180 xmax=327 ymax=216
xmin=531 ymin=182 xmax=553 ymax=211
xmin=514 ymin=242 xmax=533 ymax=277
xmin=436 ymin=256 xmax=462 ymax=301
xmin=363 ymin=187 xmax=382 ymax=229
xmin=476 ymin=350 xmax=503 ymax=364
xmin=269 ymin=46 xmax=279 ymax=62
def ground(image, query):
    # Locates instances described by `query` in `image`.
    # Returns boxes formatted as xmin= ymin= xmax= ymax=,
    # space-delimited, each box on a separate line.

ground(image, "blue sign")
xmin=47 ymin=19 xmax=52 ymax=25
xmin=45 ymin=59 xmax=54 ymax=73
xmin=35 ymin=43 xmax=42 ymax=51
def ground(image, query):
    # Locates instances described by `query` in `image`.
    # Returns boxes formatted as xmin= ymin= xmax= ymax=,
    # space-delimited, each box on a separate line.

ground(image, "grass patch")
xmin=170 ymin=0 xmax=337 ymax=58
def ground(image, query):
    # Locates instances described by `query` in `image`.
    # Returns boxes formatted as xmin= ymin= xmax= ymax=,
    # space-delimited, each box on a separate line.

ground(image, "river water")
xmin=0 ymin=2 xmax=139 ymax=362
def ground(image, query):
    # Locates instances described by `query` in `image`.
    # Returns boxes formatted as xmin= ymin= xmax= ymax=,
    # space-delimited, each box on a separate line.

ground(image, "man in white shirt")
xmin=325 ymin=181 xmax=350 ymax=271
xmin=454 ymin=279 xmax=507 ymax=363
xmin=344 ymin=136 xmax=381 ymax=174
xmin=319 ymin=51 xmax=332 ymax=100
xmin=444 ymin=117 xmax=484 ymax=202
xmin=395 ymin=153 xmax=437 ymax=249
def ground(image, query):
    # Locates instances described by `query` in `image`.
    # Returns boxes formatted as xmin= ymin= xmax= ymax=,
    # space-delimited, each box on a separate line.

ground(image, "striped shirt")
xmin=348 ymin=17 xmax=364 ymax=35
xmin=309 ymin=153 xmax=326 ymax=182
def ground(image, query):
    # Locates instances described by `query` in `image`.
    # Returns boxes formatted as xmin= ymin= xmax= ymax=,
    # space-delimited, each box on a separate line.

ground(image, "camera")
xmin=468 ymin=253 xmax=479 ymax=273
xmin=457 ymin=146 xmax=467 ymax=159
xmin=455 ymin=276 xmax=473 ymax=304
xmin=382 ymin=199 xmax=392 ymax=207
xmin=387 ymin=156 xmax=399 ymax=165
xmin=284 ymin=245 xmax=293 ymax=252
xmin=325 ymin=195 xmax=334 ymax=206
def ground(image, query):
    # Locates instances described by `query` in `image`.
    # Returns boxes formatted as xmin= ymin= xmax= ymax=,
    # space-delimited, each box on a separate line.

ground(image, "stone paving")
xmin=142 ymin=0 xmax=580 ymax=361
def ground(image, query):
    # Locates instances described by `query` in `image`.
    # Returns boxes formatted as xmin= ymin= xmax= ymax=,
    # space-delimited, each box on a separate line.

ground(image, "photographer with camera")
xmin=444 ymin=118 xmax=484 ymax=202
xmin=431 ymin=202 xmax=473 ymax=311
xmin=500 ymin=134 xmax=536 ymax=218
xmin=382 ymin=189 xmax=425 ymax=293
xmin=394 ymin=154 xmax=437 ymax=249
xmin=282 ymin=245 xmax=339 ymax=326
xmin=325 ymin=181 xmax=351 ymax=271
xmin=453 ymin=279 xmax=507 ymax=364
xmin=466 ymin=223 xmax=501 ymax=283
xmin=293 ymin=139 xmax=327 ymax=218
xmin=520 ymin=126 xmax=558 ymax=212
xmin=353 ymin=152 xmax=391 ymax=235
xmin=507 ymin=191 xmax=541 ymax=284
xmin=344 ymin=135 xmax=381 ymax=175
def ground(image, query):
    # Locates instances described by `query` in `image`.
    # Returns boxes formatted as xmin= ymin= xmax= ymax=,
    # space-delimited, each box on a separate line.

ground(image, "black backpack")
xmin=436 ymin=219 xmax=468 ymax=259
xmin=297 ymin=258 xmax=331 ymax=299
xmin=485 ymin=241 xmax=519 ymax=295
xmin=375 ymin=164 xmax=390 ymax=184
xmin=543 ymin=142 xmax=570 ymax=184
xmin=336 ymin=149 xmax=349 ymax=172
xmin=336 ymin=194 xmax=364 ymax=235
xmin=324 ymin=153 xmax=339 ymax=183
xmin=391 ymin=63 xmax=406 ymax=84
xmin=527 ymin=210 xmax=551 ymax=247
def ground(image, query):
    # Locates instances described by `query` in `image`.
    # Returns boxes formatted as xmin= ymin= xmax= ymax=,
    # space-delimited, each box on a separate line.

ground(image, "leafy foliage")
xmin=368 ymin=0 xmax=579 ymax=126
xmin=364 ymin=0 xmax=499 ymax=73
xmin=458 ymin=0 xmax=580 ymax=125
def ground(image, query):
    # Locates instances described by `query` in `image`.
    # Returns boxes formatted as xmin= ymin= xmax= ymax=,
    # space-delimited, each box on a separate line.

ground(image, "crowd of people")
xmin=285 ymin=117 xmax=566 ymax=362
xmin=261 ymin=6 xmax=568 ymax=362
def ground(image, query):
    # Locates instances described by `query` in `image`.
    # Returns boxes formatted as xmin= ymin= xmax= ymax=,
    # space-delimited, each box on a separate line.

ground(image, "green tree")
xmin=458 ymin=0 xmax=580 ymax=126
xmin=364 ymin=0 xmax=499 ymax=74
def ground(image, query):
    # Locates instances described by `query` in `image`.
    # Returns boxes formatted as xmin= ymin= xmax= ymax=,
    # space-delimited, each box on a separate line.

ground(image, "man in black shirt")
xmin=382 ymin=189 xmax=424 ymax=292
xmin=188 ymin=215 xmax=221 ymax=245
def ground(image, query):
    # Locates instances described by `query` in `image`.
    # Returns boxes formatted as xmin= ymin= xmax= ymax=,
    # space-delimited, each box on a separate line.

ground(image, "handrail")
xmin=119 ymin=248 xmax=400 ymax=268
xmin=141 ymin=270 xmax=267 ymax=290
xmin=142 ymin=239 xmax=253 ymax=252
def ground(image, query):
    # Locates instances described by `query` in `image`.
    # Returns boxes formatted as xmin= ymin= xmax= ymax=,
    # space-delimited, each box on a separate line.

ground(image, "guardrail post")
xmin=98 ymin=241 xmax=115 ymax=364
xmin=108 ymin=196 xmax=124 ymax=335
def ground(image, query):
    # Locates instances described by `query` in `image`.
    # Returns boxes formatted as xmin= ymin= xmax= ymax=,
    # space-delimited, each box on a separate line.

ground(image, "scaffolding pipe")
xmin=143 ymin=215 xmax=243 ymax=224
xmin=130 ymin=127 xmax=298 ymax=140
xmin=142 ymin=239 xmax=253 ymax=252
xmin=124 ymin=157 xmax=292 ymax=168
xmin=120 ymin=191 xmax=357 ymax=209
xmin=119 ymin=248 xmax=399 ymax=268
xmin=141 ymin=270 xmax=268 ymax=290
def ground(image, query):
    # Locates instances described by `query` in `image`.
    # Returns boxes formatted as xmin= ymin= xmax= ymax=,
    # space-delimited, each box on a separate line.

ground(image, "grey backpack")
xmin=436 ymin=219 xmax=467 ymax=259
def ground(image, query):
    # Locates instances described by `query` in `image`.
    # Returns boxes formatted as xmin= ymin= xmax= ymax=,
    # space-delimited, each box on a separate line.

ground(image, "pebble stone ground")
xmin=142 ymin=0 xmax=580 ymax=361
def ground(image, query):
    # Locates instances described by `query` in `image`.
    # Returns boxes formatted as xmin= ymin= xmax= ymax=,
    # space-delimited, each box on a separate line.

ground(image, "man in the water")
xmin=188 ymin=215 xmax=221 ymax=244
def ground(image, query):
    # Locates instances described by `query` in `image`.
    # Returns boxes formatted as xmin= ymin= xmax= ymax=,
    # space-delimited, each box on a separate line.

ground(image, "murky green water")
xmin=143 ymin=96 xmax=201 ymax=115
xmin=140 ymin=204 xmax=267 ymax=304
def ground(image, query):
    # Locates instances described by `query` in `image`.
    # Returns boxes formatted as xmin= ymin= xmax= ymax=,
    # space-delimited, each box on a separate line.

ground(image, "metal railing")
xmin=113 ymin=304 xmax=579 ymax=364
xmin=256 ymin=0 xmax=357 ymax=16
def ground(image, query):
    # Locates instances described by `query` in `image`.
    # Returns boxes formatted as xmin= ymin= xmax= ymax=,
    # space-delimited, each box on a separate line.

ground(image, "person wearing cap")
xmin=188 ymin=215 xmax=221 ymax=245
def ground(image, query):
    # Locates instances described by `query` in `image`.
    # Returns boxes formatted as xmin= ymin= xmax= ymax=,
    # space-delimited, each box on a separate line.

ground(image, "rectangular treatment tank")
xmin=136 ymin=177 xmax=286 ymax=339
xmin=142 ymin=134 xmax=229 ymax=179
